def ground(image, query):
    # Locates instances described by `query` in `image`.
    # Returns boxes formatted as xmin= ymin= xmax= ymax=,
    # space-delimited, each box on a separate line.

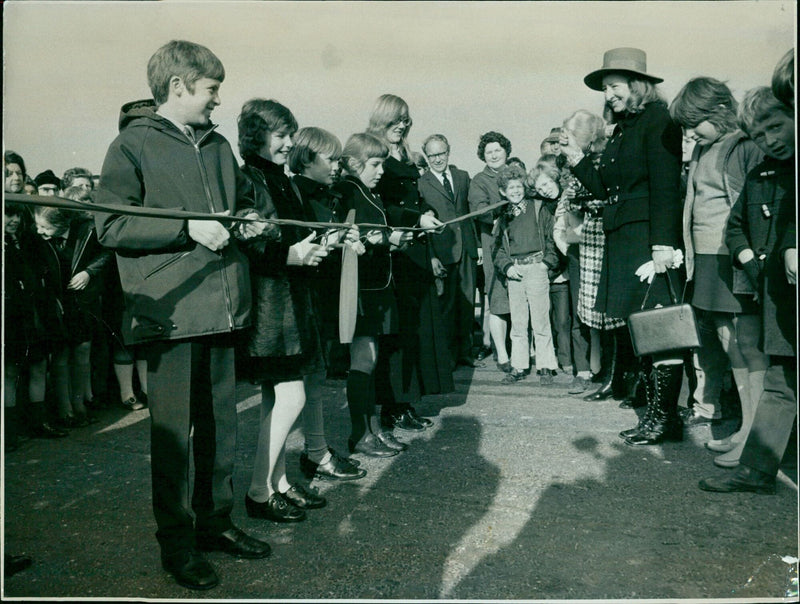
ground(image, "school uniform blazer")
xmin=418 ymin=166 xmax=478 ymax=265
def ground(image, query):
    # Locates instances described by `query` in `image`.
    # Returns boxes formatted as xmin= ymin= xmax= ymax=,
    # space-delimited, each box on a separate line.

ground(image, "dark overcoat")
xmin=726 ymin=156 xmax=796 ymax=357
xmin=570 ymin=101 xmax=683 ymax=319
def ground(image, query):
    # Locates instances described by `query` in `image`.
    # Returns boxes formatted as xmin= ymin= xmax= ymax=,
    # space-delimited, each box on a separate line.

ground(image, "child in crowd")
xmin=700 ymin=78 xmax=796 ymax=494
xmin=34 ymin=201 xmax=112 ymax=429
xmin=670 ymin=77 xmax=768 ymax=463
xmin=289 ymin=126 xmax=367 ymax=482
xmin=237 ymin=99 xmax=331 ymax=524
xmin=492 ymin=164 xmax=560 ymax=385
xmin=334 ymin=132 xmax=413 ymax=457
xmin=94 ymin=40 xmax=271 ymax=590
xmin=529 ymin=155 xmax=572 ymax=378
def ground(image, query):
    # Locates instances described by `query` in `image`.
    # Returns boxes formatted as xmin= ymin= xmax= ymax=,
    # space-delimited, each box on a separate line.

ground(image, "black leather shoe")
xmin=391 ymin=410 xmax=426 ymax=432
xmin=32 ymin=422 xmax=69 ymax=438
xmin=457 ymin=356 xmax=485 ymax=368
xmin=475 ymin=345 xmax=492 ymax=361
xmin=162 ymin=549 xmax=219 ymax=590
xmin=407 ymin=407 xmax=433 ymax=427
xmin=348 ymin=434 xmax=399 ymax=458
xmin=4 ymin=554 xmax=33 ymax=577
xmin=245 ymin=493 xmax=306 ymax=522
xmin=376 ymin=430 xmax=408 ymax=452
xmin=300 ymin=452 xmax=366 ymax=481
xmin=196 ymin=527 xmax=271 ymax=559
xmin=281 ymin=484 xmax=327 ymax=509
xmin=698 ymin=465 xmax=776 ymax=494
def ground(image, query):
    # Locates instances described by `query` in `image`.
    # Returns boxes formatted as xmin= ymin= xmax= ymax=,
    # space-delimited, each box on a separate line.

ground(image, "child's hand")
xmin=506 ymin=265 xmax=523 ymax=281
xmin=388 ymin=229 xmax=413 ymax=248
xmin=238 ymin=212 xmax=269 ymax=240
xmin=68 ymin=271 xmax=90 ymax=290
xmin=364 ymin=229 xmax=385 ymax=246
xmin=287 ymin=231 xmax=329 ymax=266
xmin=419 ymin=213 xmax=444 ymax=233
xmin=188 ymin=211 xmax=231 ymax=251
xmin=785 ymin=247 xmax=797 ymax=284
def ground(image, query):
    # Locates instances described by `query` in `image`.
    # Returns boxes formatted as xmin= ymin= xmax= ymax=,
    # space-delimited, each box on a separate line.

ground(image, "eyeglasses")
xmin=426 ymin=152 xmax=448 ymax=161
xmin=391 ymin=117 xmax=412 ymax=127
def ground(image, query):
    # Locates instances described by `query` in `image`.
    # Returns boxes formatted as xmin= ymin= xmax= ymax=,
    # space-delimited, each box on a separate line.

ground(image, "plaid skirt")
xmin=578 ymin=215 xmax=625 ymax=330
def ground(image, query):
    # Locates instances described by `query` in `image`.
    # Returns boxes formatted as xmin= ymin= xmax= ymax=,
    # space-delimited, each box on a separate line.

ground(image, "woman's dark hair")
xmin=237 ymin=98 xmax=298 ymax=159
xmin=4 ymin=150 xmax=27 ymax=178
xmin=476 ymin=131 xmax=512 ymax=162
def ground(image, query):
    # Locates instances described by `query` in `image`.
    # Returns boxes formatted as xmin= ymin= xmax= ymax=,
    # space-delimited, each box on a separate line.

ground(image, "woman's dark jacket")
xmin=569 ymin=102 xmax=683 ymax=318
xmin=726 ymin=156 xmax=796 ymax=357
xmin=571 ymin=102 xmax=683 ymax=246
xmin=239 ymin=156 xmax=319 ymax=359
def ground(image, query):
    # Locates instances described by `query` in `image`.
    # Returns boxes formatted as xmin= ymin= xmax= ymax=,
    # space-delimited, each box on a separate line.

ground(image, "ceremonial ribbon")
xmin=4 ymin=193 xmax=508 ymax=232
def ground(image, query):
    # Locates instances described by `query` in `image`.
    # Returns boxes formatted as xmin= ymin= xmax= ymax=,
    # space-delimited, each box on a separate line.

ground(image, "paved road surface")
xmin=3 ymin=363 xmax=797 ymax=600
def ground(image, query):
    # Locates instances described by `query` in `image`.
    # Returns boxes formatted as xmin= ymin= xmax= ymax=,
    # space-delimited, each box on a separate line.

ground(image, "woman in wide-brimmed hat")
xmin=559 ymin=47 xmax=686 ymax=446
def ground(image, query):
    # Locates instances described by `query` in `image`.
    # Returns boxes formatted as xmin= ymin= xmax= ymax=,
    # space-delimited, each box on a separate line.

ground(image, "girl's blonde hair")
xmin=563 ymin=109 xmax=607 ymax=153
xmin=366 ymin=94 xmax=412 ymax=162
xmin=341 ymin=133 xmax=389 ymax=176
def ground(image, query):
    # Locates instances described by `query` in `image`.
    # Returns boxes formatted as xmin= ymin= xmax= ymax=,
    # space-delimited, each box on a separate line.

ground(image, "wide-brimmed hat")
xmin=544 ymin=127 xmax=562 ymax=143
xmin=583 ymin=47 xmax=663 ymax=91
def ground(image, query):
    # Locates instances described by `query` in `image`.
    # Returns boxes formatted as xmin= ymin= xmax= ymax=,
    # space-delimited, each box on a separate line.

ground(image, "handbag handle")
xmin=639 ymin=269 xmax=683 ymax=310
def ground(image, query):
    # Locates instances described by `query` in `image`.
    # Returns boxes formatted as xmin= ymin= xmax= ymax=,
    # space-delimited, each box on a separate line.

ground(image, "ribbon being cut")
xmin=6 ymin=192 xmax=508 ymax=343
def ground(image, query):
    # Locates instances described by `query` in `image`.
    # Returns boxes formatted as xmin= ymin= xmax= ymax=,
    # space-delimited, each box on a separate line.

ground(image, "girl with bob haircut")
xmin=146 ymin=40 xmax=225 ymax=107
xmin=670 ymin=76 xmax=768 ymax=461
xmin=333 ymin=131 xmax=413 ymax=457
xmin=288 ymin=126 xmax=367 ymax=482
xmin=237 ymin=98 xmax=332 ymax=523
xmin=367 ymin=94 xmax=449 ymax=438
xmin=562 ymin=47 xmax=685 ymax=446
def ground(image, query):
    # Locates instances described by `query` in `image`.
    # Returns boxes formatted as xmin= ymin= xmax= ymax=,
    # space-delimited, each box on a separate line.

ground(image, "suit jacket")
xmin=418 ymin=166 xmax=479 ymax=264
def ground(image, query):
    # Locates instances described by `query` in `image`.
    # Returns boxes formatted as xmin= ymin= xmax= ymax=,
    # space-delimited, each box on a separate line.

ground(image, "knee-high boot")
xmin=584 ymin=330 xmax=617 ymax=401
xmin=619 ymin=357 xmax=648 ymax=409
xmin=625 ymin=363 xmax=684 ymax=445
xmin=347 ymin=371 xmax=397 ymax=458
xmin=619 ymin=360 xmax=655 ymax=439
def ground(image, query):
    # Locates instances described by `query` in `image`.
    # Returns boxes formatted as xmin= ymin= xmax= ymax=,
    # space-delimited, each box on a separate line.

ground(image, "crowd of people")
xmin=2 ymin=40 xmax=795 ymax=590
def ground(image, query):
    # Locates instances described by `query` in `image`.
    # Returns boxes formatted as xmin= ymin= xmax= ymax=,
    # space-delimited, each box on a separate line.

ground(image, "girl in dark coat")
xmin=367 ymin=94 xmax=450 ymax=435
xmin=34 ymin=203 xmax=112 ymax=429
xmin=560 ymin=48 xmax=685 ymax=445
xmin=237 ymin=99 xmax=332 ymax=523
xmin=334 ymin=132 xmax=415 ymax=458
xmin=4 ymin=202 xmax=69 ymax=443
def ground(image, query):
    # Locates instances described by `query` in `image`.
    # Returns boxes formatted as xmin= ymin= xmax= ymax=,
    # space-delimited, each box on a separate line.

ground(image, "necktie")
xmin=442 ymin=171 xmax=454 ymax=198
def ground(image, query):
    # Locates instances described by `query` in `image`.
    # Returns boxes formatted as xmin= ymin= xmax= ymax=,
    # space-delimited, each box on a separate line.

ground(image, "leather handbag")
xmin=627 ymin=270 xmax=700 ymax=357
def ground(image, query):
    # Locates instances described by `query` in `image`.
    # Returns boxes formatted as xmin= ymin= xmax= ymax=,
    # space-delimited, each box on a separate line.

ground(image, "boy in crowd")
xmin=699 ymin=60 xmax=796 ymax=494
xmin=94 ymin=40 xmax=269 ymax=589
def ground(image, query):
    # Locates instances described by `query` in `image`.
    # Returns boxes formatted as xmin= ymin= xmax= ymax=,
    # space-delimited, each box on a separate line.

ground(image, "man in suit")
xmin=418 ymin=134 xmax=482 ymax=368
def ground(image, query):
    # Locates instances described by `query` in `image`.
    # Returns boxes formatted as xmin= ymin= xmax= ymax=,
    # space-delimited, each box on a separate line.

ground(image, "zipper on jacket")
xmin=189 ymin=127 xmax=236 ymax=330
xmin=143 ymin=251 xmax=192 ymax=280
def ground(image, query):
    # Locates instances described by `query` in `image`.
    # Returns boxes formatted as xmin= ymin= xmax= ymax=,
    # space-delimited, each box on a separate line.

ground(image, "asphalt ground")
xmin=2 ymin=362 xmax=798 ymax=602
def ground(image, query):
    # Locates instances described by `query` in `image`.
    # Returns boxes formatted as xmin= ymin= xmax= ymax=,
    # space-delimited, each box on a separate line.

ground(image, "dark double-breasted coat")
xmin=570 ymin=101 xmax=683 ymax=319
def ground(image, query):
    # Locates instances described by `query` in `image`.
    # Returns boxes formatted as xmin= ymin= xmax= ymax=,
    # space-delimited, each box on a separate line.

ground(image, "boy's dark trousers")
xmin=142 ymin=333 xmax=239 ymax=556
xmin=739 ymin=356 xmax=797 ymax=477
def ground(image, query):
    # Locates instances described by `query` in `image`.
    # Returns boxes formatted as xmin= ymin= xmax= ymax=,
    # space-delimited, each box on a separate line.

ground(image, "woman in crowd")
xmin=289 ymin=126 xmax=367 ymax=481
xmin=367 ymin=94 xmax=448 ymax=436
xmin=33 ymin=200 xmax=112 ymax=429
xmin=560 ymin=47 xmax=685 ymax=445
xmin=334 ymin=132 xmax=413 ymax=457
xmin=670 ymin=77 xmax=769 ymax=465
xmin=237 ymin=99 xmax=329 ymax=523
xmin=558 ymin=111 xmax=633 ymax=403
xmin=469 ymin=131 xmax=513 ymax=373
